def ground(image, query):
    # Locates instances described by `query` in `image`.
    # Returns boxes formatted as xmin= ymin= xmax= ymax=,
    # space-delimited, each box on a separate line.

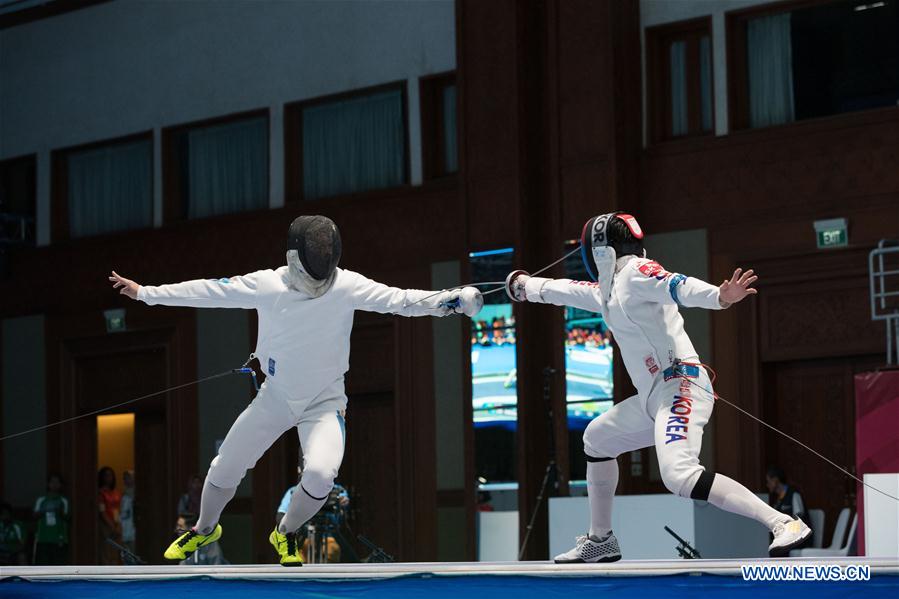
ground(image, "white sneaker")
xmin=554 ymin=532 xmax=622 ymax=563
xmin=769 ymin=517 xmax=812 ymax=555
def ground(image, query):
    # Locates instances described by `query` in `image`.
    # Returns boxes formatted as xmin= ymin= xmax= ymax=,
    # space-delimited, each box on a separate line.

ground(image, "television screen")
xmin=470 ymin=248 xmax=517 ymax=483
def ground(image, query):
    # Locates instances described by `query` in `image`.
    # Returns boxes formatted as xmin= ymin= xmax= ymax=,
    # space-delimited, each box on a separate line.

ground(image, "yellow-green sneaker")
xmin=269 ymin=527 xmax=303 ymax=567
xmin=164 ymin=524 xmax=223 ymax=560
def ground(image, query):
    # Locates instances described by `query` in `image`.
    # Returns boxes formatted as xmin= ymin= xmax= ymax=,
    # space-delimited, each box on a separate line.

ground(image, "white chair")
xmin=807 ymin=508 xmax=825 ymax=548
xmin=792 ymin=509 xmax=856 ymax=557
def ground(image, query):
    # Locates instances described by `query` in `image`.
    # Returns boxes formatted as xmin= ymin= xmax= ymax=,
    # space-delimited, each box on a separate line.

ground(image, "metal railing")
xmin=869 ymin=239 xmax=899 ymax=365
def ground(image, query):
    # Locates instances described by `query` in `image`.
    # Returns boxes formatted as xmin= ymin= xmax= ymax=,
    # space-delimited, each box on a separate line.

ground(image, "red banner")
xmin=854 ymin=369 xmax=899 ymax=555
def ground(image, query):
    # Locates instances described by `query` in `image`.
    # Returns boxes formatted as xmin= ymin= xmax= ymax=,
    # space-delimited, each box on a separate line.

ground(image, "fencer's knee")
xmin=661 ymin=464 xmax=712 ymax=499
xmin=206 ymin=454 xmax=249 ymax=490
xmin=300 ymin=463 xmax=337 ymax=500
xmin=583 ymin=427 xmax=620 ymax=461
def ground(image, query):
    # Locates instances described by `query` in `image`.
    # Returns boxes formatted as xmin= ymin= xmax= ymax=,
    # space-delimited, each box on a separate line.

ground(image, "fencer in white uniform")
xmin=505 ymin=212 xmax=811 ymax=562
xmin=110 ymin=215 xmax=483 ymax=565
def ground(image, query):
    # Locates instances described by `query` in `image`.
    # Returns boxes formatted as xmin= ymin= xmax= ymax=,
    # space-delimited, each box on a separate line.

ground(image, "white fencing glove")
xmin=505 ymin=270 xmax=530 ymax=302
xmin=442 ymin=286 xmax=484 ymax=317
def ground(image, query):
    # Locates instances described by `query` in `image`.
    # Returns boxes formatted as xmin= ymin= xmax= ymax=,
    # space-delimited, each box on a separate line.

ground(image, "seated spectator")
xmin=0 ymin=501 xmax=26 ymax=565
xmin=33 ymin=474 xmax=69 ymax=565
xmin=177 ymin=475 xmax=202 ymax=523
xmin=120 ymin=470 xmax=135 ymax=554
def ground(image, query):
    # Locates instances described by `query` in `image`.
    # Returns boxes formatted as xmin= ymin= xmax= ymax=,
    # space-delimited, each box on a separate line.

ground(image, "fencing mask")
xmin=579 ymin=212 xmax=644 ymax=303
xmin=286 ymin=215 xmax=342 ymax=297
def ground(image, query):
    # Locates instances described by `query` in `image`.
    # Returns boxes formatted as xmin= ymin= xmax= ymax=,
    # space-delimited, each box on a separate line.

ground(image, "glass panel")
xmin=699 ymin=35 xmax=713 ymax=132
xmin=442 ymin=84 xmax=458 ymax=174
xmin=187 ymin=117 xmax=269 ymax=219
xmin=0 ymin=157 xmax=36 ymax=246
xmin=746 ymin=13 xmax=795 ymax=127
xmin=791 ymin=0 xmax=898 ymax=120
xmin=302 ymin=89 xmax=405 ymax=200
xmin=563 ymin=242 xmax=614 ymax=483
xmin=669 ymin=40 xmax=688 ymax=136
xmin=68 ymin=139 xmax=152 ymax=238
xmin=470 ymin=248 xmax=517 ymax=492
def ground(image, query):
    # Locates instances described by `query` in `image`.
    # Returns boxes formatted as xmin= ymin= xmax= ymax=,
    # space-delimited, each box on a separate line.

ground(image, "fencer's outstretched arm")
xmin=509 ymin=276 xmax=605 ymax=312
xmin=628 ymin=263 xmax=757 ymax=309
xmin=351 ymin=273 xmax=482 ymax=317
xmin=505 ymin=263 xmax=757 ymax=311
xmin=109 ymin=270 xmax=259 ymax=309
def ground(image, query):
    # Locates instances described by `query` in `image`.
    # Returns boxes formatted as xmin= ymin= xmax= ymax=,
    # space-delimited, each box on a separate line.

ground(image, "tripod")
xmin=664 ymin=525 xmax=701 ymax=559
xmin=518 ymin=366 xmax=559 ymax=560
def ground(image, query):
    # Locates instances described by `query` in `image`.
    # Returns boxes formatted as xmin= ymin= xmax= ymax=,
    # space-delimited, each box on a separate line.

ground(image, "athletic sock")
xmin=194 ymin=479 xmax=237 ymax=535
xmin=278 ymin=485 xmax=328 ymax=534
xmin=707 ymin=473 xmax=790 ymax=530
xmin=586 ymin=459 xmax=618 ymax=539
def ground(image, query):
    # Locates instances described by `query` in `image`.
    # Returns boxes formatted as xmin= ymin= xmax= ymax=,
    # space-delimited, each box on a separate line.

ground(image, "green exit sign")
xmin=104 ymin=308 xmax=126 ymax=333
xmin=814 ymin=218 xmax=848 ymax=249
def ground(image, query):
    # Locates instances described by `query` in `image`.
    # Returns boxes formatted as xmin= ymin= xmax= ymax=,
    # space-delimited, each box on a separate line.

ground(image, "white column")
xmin=712 ymin=11 xmax=729 ymax=136
xmin=2 ymin=315 xmax=47 ymax=506
xmin=153 ymin=128 xmax=163 ymax=227
xmin=407 ymin=77 xmax=424 ymax=186
xmin=269 ymin=103 xmax=285 ymax=209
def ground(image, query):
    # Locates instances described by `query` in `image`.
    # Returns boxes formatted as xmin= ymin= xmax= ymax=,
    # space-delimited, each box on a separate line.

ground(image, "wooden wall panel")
xmin=760 ymin=282 xmax=883 ymax=362
xmin=556 ymin=0 xmax=641 ymax=234
xmin=560 ymin=162 xmax=616 ymax=234
xmin=457 ymin=0 xmax=522 ymax=250
xmin=457 ymin=0 xmax=520 ymax=182
xmin=640 ymin=108 xmax=899 ymax=235
xmin=557 ymin=0 xmax=614 ymax=166
xmin=0 ymin=185 xmax=462 ymax=318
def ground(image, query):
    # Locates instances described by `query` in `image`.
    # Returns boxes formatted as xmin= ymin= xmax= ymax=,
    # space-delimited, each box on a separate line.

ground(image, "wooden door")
xmin=68 ymin=342 xmax=168 ymax=564
xmin=763 ymin=355 xmax=880 ymax=544
xmin=135 ymin=410 xmax=168 ymax=563
xmin=340 ymin=392 xmax=399 ymax=560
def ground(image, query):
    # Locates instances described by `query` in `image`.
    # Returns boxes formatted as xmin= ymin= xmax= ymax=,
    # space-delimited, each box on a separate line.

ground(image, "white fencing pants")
xmin=583 ymin=366 xmax=713 ymax=498
xmin=580 ymin=365 xmax=787 ymax=534
xmin=196 ymin=382 xmax=346 ymax=534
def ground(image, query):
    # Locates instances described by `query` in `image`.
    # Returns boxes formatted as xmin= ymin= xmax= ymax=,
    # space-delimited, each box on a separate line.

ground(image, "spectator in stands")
xmin=0 ymin=501 xmax=26 ymax=565
xmin=766 ymin=466 xmax=811 ymax=554
xmin=120 ymin=470 xmax=136 ymax=554
xmin=177 ymin=475 xmax=203 ymax=523
xmin=98 ymin=466 xmax=122 ymax=565
xmin=33 ymin=473 xmax=69 ymax=565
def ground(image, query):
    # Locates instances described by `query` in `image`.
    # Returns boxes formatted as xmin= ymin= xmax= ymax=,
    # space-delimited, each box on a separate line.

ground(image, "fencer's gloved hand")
xmin=458 ymin=287 xmax=484 ymax=318
xmin=505 ymin=270 xmax=530 ymax=302
xmin=446 ymin=286 xmax=484 ymax=317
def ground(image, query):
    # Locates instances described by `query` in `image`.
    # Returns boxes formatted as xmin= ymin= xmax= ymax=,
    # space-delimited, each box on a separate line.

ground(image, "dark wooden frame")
xmin=161 ymin=108 xmax=270 ymax=225
xmin=419 ymin=71 xmax=458 ymax=181
xmin=50 ymin=132 xmax=154 ymax=243
xmin=726 ymin=0 xmax=857 ymax=132
xmin=283 ymin=81 xmax=410 ymax=204
xmin=45 ymin=306 xmax=198 ymax=565
xmin=645 ymin=17 xmax=714 ymax=143
xmin=0 ymin=153 xmax=37 ymax=246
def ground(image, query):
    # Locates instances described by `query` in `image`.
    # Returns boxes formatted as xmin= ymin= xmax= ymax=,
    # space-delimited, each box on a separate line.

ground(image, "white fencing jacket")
xmin=523 ymin=255 xmax=726 ymax=398
xmin=138 ymin=267 xmax=456 ymax=409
